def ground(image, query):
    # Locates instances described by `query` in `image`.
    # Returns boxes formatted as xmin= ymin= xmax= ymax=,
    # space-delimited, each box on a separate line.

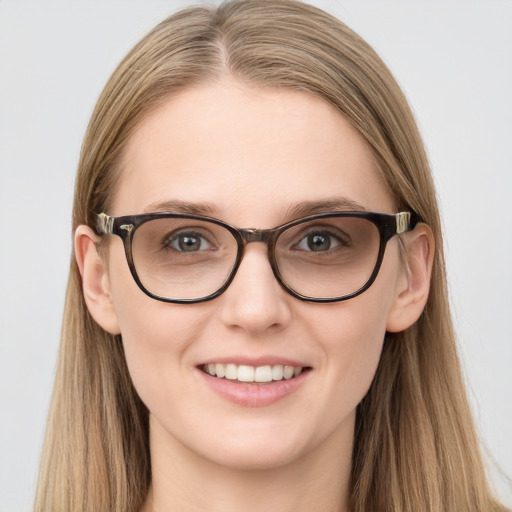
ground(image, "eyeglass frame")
xmin=95 ymin=210 xmax=420 ymax=304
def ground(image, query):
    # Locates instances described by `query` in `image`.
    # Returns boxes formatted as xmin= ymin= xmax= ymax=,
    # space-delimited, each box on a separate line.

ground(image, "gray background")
xmin=0 ymin=1 xmax=511 ymax=510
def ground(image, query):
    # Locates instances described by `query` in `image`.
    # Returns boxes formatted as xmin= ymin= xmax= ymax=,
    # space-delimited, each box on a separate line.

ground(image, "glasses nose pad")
xmin=218 ymin=240 xmax=292 ymax=333
xmin=221 ymin=226 xmax=276 ymax=286
xmin=237 ymin=228 xmax=282 ymax=281
xmin=235 ymin=228 xmax=298 ymax=300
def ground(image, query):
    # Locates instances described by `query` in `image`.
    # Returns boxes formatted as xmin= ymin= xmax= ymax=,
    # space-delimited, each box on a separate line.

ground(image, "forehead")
xmin=113 ymin=80 xmax=394 ymax=224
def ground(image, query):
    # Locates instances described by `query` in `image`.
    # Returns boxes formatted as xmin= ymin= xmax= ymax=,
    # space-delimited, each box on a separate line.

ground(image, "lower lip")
xmin=198 ymin=369 xmax=310 ymax=407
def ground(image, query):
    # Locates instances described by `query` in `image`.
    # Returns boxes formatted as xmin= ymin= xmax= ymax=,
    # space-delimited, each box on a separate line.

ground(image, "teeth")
xmin=225 ymin=363 xmax=237 ymax=380
xmin=237 ymin=365 xmax=255 ymax=382
xmin=254 ymin=365 xmax=272 ymax=382
xmin=203 ymin=363 xmax=304 ymax=383
xmin=215 ymin=363 xmax=225 ymax=378
xmin=272 ymin=365 xmax=284 ymax=380
xmin=283 ymin=365 xmax=294 ymax=379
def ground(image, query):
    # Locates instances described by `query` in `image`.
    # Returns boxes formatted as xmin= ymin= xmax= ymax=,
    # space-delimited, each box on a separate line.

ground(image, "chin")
xmin=194 ymin=422 xmax=315 ymax=471
xmin=205 ymin=442 xmax=307 ymax=472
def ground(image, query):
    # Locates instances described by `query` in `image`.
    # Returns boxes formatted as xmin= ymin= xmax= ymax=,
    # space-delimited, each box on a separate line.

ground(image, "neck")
xmin=142 ymin=414 xmax=354 ymax=512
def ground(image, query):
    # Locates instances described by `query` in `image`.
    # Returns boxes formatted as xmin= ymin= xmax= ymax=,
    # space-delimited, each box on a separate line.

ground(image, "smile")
xmin=198 ymin=361 xmax=312 ymax=407
xmin=202 ymin=363 xmax=306 ymax=383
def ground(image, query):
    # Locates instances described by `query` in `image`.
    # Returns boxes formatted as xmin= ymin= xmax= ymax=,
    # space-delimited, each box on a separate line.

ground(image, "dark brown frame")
xmin=96 ymin=210 xmax=419 ymax=304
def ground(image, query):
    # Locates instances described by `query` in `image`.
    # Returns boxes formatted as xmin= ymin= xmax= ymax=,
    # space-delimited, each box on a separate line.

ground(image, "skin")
xmin=76 ymin=79 xmax=434 ymax=512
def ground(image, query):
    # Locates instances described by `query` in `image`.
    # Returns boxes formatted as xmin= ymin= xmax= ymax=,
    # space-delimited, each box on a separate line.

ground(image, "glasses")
xmin=96 ymin=210 xmax=419 ymax=304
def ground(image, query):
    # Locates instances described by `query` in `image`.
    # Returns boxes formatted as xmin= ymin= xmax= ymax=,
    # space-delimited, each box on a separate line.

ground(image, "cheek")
xmin=312 ymin=302 xmax=386 ymax=395
xmin=306 ymin=259 xmax=399 ymax=415
xmin=106 ymin=243 xmax=209 ymax=405
xmin=113 ymin=295 xmax=216 ymax=422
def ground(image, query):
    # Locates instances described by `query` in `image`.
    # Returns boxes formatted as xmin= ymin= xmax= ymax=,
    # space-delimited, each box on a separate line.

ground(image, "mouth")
xmin=200 ymin=363 xmax=312 ymax=384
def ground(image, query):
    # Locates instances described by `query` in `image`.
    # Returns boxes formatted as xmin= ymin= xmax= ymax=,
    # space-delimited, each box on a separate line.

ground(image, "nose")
xmin=219 ymin=244 xmax=293 ymax=335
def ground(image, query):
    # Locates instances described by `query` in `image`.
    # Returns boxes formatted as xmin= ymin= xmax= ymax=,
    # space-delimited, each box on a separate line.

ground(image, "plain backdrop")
xmin=0 ymin=1 xmax=511 ymax=510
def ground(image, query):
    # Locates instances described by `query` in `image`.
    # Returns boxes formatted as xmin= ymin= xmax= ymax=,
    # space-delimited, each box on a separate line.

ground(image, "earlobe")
xmin=386 ymin=224 xmax=435 ymax=333
xmin=74 ymin=225 xmax=121 ymax=335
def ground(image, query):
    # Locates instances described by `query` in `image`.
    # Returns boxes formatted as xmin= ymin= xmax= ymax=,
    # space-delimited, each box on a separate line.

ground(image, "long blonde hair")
xmin=35 ymin=1 xmax=505 ymax=511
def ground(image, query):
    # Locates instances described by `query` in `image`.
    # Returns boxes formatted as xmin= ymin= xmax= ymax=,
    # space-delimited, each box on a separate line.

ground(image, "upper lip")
xmin=198 ymin=356 xmax=311 ymax=368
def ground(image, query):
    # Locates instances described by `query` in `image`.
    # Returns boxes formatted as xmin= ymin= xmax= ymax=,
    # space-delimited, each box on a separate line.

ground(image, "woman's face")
xmin=103 ymin=80 xmax=407 ymax=469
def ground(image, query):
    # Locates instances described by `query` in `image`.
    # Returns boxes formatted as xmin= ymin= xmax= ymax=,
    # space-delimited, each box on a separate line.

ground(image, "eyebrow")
xmin=142 ymin=197 xmax=367 ymax=220
xmin=283 ymin=197 xmax=367 ymax=219
xmin=143 ymin=199 xmax=218 ymax=216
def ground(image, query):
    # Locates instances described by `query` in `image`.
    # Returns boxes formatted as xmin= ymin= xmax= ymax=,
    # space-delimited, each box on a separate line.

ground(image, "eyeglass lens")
xmin=130 ymin=216 xmax=381 ymax=301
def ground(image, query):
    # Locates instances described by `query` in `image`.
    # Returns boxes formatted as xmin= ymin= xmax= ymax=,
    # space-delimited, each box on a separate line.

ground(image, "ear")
xmin=386 ymin=224 xmax=435 ymax=333
xmin=74 ymin=225 xmax=121 ymax=335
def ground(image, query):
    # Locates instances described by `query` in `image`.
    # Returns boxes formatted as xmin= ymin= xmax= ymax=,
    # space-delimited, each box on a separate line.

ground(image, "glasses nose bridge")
xmin=239 ymin=227 xmax=275 ymax=245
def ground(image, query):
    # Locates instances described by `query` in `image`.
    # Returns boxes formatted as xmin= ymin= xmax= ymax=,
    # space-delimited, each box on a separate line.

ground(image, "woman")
xmin=34 ymin=1 xmax=506 ymax=511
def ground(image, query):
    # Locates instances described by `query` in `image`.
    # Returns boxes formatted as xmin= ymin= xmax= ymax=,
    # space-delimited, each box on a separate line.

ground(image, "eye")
xmin=164 ymin=231 xmax=213 ymax=252
xmin=295 ymin=229 xmax=348 ymax=252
